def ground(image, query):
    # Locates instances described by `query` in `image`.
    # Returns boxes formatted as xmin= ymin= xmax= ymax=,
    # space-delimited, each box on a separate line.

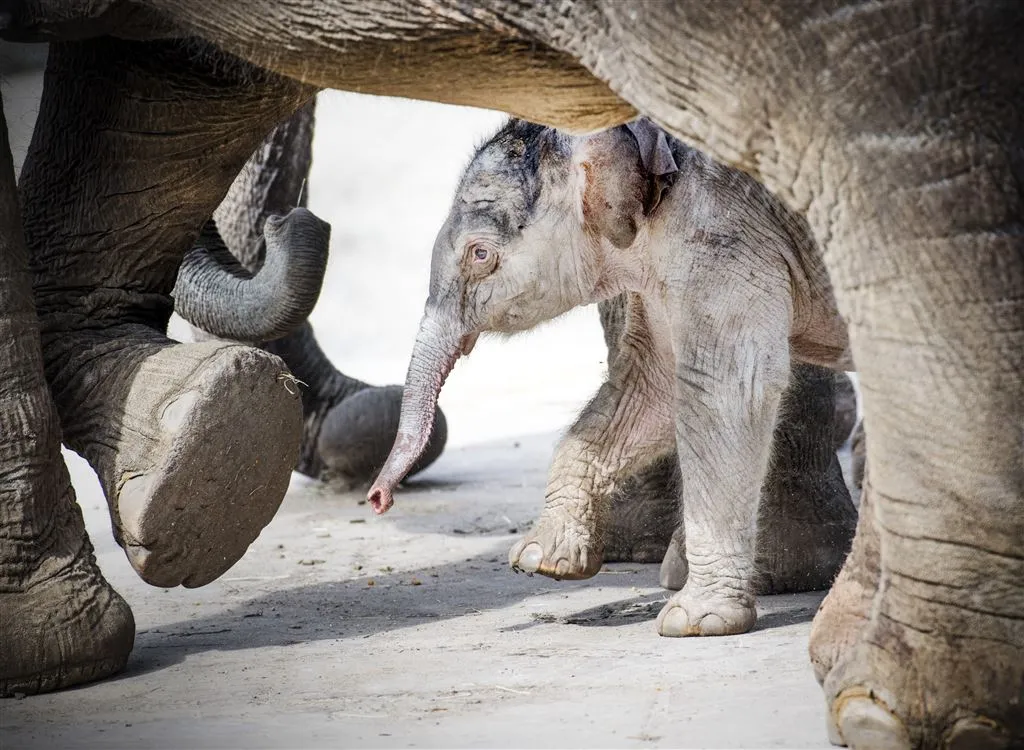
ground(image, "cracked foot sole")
xmin=114 ymin=343 xmax=302 ymax=588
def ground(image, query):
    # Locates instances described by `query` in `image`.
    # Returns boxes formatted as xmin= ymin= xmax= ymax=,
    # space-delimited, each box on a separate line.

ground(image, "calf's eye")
xmin=473 ymin=246 xmax=489 ymax=261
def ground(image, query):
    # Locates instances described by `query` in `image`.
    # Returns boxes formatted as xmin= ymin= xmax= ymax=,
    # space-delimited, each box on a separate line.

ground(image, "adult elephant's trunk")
xmin=173 ymin=207 xmax=330 ymax=343
xmin=367 ymin=311 xmax=475 ymax=514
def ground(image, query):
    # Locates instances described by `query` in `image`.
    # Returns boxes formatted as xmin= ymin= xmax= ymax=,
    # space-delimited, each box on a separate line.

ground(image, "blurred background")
xmin=1 ymin=44 xmax=608 ymax=462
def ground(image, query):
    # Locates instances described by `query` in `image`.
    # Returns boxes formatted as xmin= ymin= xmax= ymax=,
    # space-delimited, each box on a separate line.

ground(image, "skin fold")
xmin=369 ymin=119 xmax=856 ymax=640
xmin=1 ymin=4 xmax=1021 ymax=747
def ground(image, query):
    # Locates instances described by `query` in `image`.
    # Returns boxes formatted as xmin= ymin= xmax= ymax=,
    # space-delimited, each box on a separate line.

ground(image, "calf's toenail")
xmin=518 ymin=542 xmax=544 ymax=573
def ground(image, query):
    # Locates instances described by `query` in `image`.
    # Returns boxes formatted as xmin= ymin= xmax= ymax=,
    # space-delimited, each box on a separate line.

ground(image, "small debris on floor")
xmin=297 ymin=559 xmax=326 ymax=566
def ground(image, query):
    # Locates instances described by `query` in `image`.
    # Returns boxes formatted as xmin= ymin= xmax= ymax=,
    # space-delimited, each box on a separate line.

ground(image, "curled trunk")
xmin=367 ymin=312 xmax=464 ymax=513
xmin=173 ymin=207 xmax=329 ymax=343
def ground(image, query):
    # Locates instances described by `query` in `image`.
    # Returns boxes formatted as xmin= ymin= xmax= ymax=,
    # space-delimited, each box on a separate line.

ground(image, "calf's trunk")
xmin=367 ymin=312 xmax=468 ymax=513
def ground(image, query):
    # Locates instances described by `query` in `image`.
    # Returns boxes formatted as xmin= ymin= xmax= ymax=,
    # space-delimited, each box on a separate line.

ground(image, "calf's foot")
xmin=656 ymin=584 xmax=757 ymax=637
xmin=509 ymin=511 xmax=603 ymax=580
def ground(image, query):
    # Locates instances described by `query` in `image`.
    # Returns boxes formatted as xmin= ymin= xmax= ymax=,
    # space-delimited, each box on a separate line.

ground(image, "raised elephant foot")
xmin=52 ymin=337 xmax=302 ymax=588
xmin=0 ymin=486 xmax=134 ymax=697
xmin=112 ymin=342 xmax=301 ymax=587
xmin=263 ymin=323 xmax=447 ymax=487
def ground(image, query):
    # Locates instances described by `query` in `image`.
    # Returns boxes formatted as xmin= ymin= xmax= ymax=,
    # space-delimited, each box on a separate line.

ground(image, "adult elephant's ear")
xmin=624 ymin=117 xmax=679 ymax=216
xmin=173 ymin=207 xmax=330 ymax=343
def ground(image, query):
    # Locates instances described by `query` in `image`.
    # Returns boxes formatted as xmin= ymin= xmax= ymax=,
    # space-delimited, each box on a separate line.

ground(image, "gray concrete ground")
xmin=2 ymin=57 xmax=850 ymax=749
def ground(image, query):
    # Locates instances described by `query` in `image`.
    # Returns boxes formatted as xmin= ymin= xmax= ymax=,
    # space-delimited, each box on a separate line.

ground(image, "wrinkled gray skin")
xmin=368 ymin=119 xmax=857 ymax=640
xmin=1 ymin=3 xmax=1022 ymax=748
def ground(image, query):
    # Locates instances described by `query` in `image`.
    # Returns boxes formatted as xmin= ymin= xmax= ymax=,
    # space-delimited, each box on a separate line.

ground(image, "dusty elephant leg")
xmin=659 ymin=365 xmax=857 ymax=594
xmin=206 ymin=100 xmax=447 ymax=484
xmin=808 ymin=32 xmax=1024 ymax=750
xmin=20 ymin=39 xmax=313 ymax=588
xmin=0 ymin=104 xmax=134 ymax=695
xmin=603 ymin=454 xmax=678 ymax=564
xmin=509 ymin=293 xmax=675 ymax=580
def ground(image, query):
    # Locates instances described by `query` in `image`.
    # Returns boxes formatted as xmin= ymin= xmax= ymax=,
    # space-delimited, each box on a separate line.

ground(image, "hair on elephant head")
xmin=366 ymin=118 xmax=681 ymax=513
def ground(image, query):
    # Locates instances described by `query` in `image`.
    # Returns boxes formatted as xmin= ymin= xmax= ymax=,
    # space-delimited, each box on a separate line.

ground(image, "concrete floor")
xmin=2 ymin=58 xmax=850 ymax=749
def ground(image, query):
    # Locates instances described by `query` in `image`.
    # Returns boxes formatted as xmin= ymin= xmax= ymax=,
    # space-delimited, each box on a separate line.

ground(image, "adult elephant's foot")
xmin=1 ymin=512 xmax=135 ymax=696
xmin=264 ymin=323 xmax=447 ymax=485
xmin=814 ymin=484 xmax=1024 ymax=747
xmin=656 ymin=585 xmax=757 ymax=637
xmin=808 ymin=480 xmax=878 ymax=685
xmin=509 ymin=510 xmax=603 ymax=580
xmin=51 ymin=335 xmax=302 ymax=588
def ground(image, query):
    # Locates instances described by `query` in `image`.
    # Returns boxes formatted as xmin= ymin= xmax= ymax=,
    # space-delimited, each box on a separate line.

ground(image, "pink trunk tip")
xmin=367 ymin=486 xmax=394 ymax=515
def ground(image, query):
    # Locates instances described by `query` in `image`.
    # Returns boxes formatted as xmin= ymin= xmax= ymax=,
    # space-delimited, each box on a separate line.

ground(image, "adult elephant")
xmin=1 ymin=3 xmax=1021 ymax=749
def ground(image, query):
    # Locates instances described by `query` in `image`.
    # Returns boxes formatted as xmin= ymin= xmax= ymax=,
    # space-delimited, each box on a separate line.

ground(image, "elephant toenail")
xmin=657 ymin=605 xmax=689 ymax=637
xmin=698 ymin=613 xmax=727 ymax=636
xmin=943 ymin=717 xmax=1009 ymax=750
xmin=555 ymin=559 xmax=570 ymax=577
xmin=517 ymin=543 xmax=544 ymax=573
xmin=834 ymin=690 xmax=910 ymax=750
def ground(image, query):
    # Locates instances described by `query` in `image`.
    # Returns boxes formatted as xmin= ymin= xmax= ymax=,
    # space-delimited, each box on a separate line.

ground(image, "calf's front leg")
xmin=509 ymin=294 xmax=674 ymax=579
xmin=658 ymin=263 xmax=792 ymax=637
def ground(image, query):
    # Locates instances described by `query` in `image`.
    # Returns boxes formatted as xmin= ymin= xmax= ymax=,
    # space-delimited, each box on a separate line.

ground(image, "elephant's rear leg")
xmin=203 ymin=100 xmax=447 ymax=485
xmin=21 ymin=39 xmax=312 ymax=587
xmin=0 ymin=104 xmax=133 ymax=695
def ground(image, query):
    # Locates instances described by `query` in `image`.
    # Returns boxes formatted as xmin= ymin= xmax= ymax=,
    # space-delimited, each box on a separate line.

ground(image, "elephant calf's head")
xmin=367 ymin=118 xmax=679 ymax=513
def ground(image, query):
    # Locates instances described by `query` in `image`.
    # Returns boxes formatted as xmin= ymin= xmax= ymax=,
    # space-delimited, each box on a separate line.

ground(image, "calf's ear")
xmin=625 ymin=118 xmax=679 ymax=215
xmin=573 ymin=119 xmax=678 ymax=249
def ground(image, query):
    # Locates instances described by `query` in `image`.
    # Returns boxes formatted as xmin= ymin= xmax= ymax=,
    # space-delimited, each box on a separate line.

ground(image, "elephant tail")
xmin=173 ymin=207 xmax=330 ymax=343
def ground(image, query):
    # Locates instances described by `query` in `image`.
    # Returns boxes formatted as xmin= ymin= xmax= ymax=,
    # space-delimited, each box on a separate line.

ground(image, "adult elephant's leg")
xmin=0 ymin=103 xmax=134 ymax=696
xmin=206 ymin=100 xmax=447 ymax=483
xmin=20 ymin=39 xmax=312 ymax=588
xmin=802 ymin=20 xmax=1024 ymax=750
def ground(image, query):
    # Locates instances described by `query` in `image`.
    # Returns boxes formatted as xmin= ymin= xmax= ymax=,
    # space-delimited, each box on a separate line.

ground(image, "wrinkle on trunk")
xmin=173 ymin=207 xmax=329 ymax=343
xmin=367 ymin=311 xmax=464 ymax=514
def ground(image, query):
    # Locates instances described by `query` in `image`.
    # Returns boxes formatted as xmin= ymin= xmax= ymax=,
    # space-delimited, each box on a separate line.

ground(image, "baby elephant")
xmin=369 ymin=119 xmax=850 ymax=637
